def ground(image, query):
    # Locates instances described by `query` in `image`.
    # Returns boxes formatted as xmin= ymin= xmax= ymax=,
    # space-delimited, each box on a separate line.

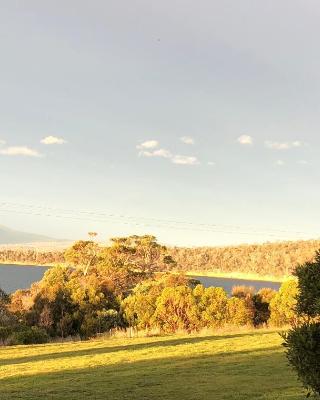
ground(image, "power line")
xmin=0 ymin=201 xmax=316 ymax=240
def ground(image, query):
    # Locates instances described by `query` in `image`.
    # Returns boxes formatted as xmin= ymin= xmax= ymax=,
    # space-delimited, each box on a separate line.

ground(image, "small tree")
xmin=269 ymin=280 xmax=299 ymax=327
xmin=283 ymin=250 xmax=320 ymax=397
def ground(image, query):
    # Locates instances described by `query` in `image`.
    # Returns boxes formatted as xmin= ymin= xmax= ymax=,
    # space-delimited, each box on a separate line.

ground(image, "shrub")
xmin=227 ymin=297 xmax=253 ymax=326
xmin=294 ymin=251 xmax=320 ymax=318
xmin=0 ymin=326 xmax=12 ymax=345
xmin=283 ymin=323 xmax=320 ymax=396
xmin=9 ymin=326 xmax=49 ymax=345
xmin=195 ymin=286 xmax=229 ymax=328
xmin=283 ymin=251 xmax=320 ymax=397
xmin=269 ymin=280 xmax=299 ymax=327
xmin=153 ymin=286 xmax=199 ymax=333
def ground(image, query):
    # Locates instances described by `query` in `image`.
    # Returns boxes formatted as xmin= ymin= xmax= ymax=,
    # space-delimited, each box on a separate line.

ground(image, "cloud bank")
xmin=0 ymin=146 xmax=42 ymax=157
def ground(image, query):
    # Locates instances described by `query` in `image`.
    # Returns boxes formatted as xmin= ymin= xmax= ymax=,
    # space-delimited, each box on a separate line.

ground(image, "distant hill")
xmin=169 ymin=239 xmax=320 ymax=278
xmin=0 ymin=225 xmax=60 ymax=245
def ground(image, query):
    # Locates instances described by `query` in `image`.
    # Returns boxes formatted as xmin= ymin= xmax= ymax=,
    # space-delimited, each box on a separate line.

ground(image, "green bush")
xmin=283 ymin=323 xmax=320 ymax=396
xmin=0 ymin=326 xmax=12 ymax=344
xmin=294 ymin=251 xmax=320 ymax=317
xmin=9 ymin=326 xmax=49 ymax=345
xmin=283 ymin=250 xmax=320 ymax=397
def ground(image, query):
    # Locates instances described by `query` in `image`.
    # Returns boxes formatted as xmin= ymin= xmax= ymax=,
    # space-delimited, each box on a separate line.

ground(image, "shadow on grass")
xmin=0 ymin=346 xmax=303 ymax=400
xmin=0 ymin=330 xmax=279 ymax=367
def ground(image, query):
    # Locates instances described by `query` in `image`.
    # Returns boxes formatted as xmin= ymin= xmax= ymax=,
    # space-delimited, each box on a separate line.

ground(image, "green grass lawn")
xmin=0 ymin=330 xmax=304 ymax=400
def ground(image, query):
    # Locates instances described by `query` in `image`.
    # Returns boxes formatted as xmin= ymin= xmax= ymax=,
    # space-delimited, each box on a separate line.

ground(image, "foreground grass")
xmin=0 ymin=330 xmax=304 ymax=400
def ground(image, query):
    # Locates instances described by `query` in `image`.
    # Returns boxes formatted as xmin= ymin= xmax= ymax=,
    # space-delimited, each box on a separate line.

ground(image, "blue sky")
xmin=1 ymin=0 xmax=320 ymax=246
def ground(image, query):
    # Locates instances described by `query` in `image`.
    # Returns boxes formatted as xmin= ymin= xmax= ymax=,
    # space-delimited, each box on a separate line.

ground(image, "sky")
xmin=1 ymin=0 xmax=320 ymax=246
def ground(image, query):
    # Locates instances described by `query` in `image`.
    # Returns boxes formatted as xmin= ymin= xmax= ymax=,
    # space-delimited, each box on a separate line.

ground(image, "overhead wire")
xmin=0 ymin=201 xmax=316 ymax=240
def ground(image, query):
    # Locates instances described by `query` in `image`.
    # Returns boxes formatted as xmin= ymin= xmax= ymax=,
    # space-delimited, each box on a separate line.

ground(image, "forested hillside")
xmin=168 ymin=240 xmax=320 ymax=277
xmin=1 ymin=238 xmax=320 ymax=277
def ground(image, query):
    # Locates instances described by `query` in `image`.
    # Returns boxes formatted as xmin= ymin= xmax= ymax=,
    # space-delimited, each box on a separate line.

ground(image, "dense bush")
xmin=283 ymin=251 xmax=320 ymax=397
xmin=9 ymin=326 xmax=49 ymax=345
xmin=269 ymin=280 xmax=298 ymax=327
xmin=122 ymin=278 xmax=257 ymax=333
xmin=0 ymin=326 xmax=12 ymax=344
xmin=283 ymin=323 xmax=320 ymax=396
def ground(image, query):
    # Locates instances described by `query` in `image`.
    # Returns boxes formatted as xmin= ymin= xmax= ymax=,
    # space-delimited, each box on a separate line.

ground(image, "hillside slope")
xmin=0 ymin=225 xmax=57 ymax=245
xmin=169 ymin=239 xmax=320 ymax=277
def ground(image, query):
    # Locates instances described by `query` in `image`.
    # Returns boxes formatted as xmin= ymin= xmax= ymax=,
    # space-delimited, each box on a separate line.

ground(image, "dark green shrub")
xmin=294 ymin=251 xmax=320 ymax=318
xmin=284 ymin=251 xmax=320 ymax=397
xmin=283 ymin=323 xmax=320 ymax=396
xmin=0 ymin=326 xmax=12 ymax=344
xmin=9 ymin=326 xmax=49 ymax=345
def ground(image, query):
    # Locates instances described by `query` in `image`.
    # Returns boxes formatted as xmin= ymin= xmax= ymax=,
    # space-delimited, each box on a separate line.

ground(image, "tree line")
xmin=0 ymin=235 xmax=299 ymax=345
xmin=168 ymin=240 xmax=320 ymax=276
xmin=2 ymin=238 xmax=320 ymax=277
xmin=0 ymin=247 xmax=64 ymax=265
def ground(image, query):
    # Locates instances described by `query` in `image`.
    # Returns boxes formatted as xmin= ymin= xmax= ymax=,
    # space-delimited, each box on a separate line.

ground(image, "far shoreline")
xmin=0 ymin=263 xmax=288 ymax=282
xmin=184 ymin=270 xmax=287 ymax=283
xmin=0 ymin=261 xmax=53 ymax=268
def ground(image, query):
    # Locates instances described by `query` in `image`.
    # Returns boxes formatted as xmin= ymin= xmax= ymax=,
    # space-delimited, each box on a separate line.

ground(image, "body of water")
xmin=192 ymin=275 xmax=281 ymax=293
xmin=0 ymin=264 xmax=50 ymax=293
xmin=0 ymin=264 xmax=282 ymax=294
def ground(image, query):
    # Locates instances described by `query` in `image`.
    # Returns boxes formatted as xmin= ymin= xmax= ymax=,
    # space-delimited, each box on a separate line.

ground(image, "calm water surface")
xmin=0 ymin=264 xmax=50 ymax=293
xmin=0 ymin=264 xmax=281 ymax=294
xmin=192 ymin=276 xmax=281 ymax=293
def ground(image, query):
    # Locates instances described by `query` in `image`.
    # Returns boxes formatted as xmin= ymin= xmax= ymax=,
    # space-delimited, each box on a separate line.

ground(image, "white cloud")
xmin=41 ymin=136 xmax=67 ymax=145
xmin=237 ymin=135 xmax=253 ymax=145
xmin=180 ymin=136 xmax=195 ymax=145
xmin=172 ymin=155 xmax=199 ymax=165
xmin=265 ymin=140 xmax=304 ymax=150
xmin=136 ymin=140 xmax=159 ymax=150
xmin=137 ymin=140 xmax=199 ymax=166
xmin=0 ymin=146 xmax=42 ymax=157
xmin=139 ymin=148 xmax=172 ymax=158
xmin=207 ymin=161 xmax=215 ymax=166
xmin=275 ymin=160 xmax=285 ymax=166
xmin=297 ymin=160 xmax=309 ymax=165
xmin=0 ymin=139 xmax=6 ymax=145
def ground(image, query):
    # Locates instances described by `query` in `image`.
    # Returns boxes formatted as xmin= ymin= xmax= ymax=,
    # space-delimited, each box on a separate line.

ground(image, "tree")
xmin=0 ymin=287 xmax=16 ymax=327
xmin=96 ymin=236 xmax=176 ymax=295
xmin=283 ymin=251 xmax=320 ymax=397
xmin=153 ymin=286 xmax=199 ymax=333
xmin=64 ymin=241 xmax=99 ymax=275
xmin=269 ymin=280 xmax=299 ymax=327
xmin=108 ymin=235 xmax=176 ymax=273
xmin=194 ymin=286 xmax=228 ymax=328
xmin=227 ymin=297 xmax=253 ymax=326
xmin=253 ymin=288 xmax=277 ymax=326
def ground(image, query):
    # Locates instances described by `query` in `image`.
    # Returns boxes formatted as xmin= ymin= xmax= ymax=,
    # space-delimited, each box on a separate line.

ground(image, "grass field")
xmin=0 ymin=330 xmax=304 ymax=400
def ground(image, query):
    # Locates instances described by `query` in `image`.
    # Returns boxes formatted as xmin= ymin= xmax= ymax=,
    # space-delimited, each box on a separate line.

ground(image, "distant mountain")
xmin=0 ymin=225 xmax=59 ymax=245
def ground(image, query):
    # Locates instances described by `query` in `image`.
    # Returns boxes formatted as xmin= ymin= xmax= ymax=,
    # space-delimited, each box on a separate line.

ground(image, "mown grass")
xmin=0 ymin=330 xmax=304 ymax=400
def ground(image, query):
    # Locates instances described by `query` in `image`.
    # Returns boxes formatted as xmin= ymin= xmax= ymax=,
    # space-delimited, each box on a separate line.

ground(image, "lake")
xmin=0 ymin=264 xmax=282 ymax=294
xmin=192 ymin=275 xmax=281 ymax=293
xmin=0 ymin=264 xmax=50 ymax=293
